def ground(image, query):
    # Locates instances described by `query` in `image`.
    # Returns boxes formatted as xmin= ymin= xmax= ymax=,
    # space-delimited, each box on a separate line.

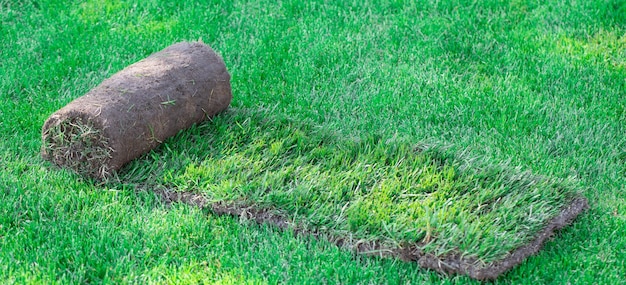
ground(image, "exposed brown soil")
xmin=151 ymin=186 xmax=588 ymax=281
xmin=42 ymin=41 xmax=231 ymax=179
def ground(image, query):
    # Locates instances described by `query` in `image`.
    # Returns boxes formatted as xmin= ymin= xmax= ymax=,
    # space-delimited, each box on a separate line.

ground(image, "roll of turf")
xmin=41 ymin=41 xmax=232 ymax=179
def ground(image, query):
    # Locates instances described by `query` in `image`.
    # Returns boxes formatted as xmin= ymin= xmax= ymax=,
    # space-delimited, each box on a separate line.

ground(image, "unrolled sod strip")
xmin=42 ymin=42 xmax=231 ymax=179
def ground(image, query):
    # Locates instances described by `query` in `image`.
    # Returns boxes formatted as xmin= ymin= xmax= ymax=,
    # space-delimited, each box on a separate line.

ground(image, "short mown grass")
xmin=2 ymin=0 xmax=625 ymax=283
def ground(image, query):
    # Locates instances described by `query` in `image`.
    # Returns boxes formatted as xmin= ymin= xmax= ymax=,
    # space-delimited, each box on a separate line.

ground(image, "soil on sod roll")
xmin=42 ymin=41 xmax=231 ymax=179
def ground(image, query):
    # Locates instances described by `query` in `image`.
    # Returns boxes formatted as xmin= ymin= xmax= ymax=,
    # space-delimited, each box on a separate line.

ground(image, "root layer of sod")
xmin=124 ymin=109 xmax=587 ymax=280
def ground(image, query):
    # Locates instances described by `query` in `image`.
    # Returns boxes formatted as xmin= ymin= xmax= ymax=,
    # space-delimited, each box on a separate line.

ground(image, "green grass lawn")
xmin=2 ymin=0 xmax=625 ymax=283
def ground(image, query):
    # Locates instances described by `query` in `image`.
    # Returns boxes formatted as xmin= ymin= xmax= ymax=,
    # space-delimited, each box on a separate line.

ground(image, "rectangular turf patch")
xmin=124 ymin=109 xmax=587 ymax=280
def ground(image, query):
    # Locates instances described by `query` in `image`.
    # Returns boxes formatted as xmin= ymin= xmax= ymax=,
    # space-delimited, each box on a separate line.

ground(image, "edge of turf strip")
xmin=153 ymin=187 xmax=588 ymax=280
xmin=118 ymin=109 xmax=589 ymax=280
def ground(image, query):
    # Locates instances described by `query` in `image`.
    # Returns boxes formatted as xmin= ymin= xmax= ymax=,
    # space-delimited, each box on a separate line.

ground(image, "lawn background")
xmin=1 ymin=0 xmax=625 ymax=284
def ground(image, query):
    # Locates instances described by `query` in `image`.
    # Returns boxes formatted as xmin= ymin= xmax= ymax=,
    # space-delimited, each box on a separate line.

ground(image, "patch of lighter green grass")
xmin=120 ymin=109 xmax=581 ymax=265
xmin=553 ymin=30 xmax=625 ymax=71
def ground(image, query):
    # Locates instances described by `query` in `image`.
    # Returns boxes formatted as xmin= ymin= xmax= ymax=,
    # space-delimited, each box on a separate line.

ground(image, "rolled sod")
xmin=41 ymin=42 xmax=231 ymax=179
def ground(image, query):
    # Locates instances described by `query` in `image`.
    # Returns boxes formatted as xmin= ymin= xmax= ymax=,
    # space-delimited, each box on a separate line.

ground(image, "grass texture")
xmin=1 ymin=0 xmax=625 ymax=283
xmin=126 ymin=109 xmax=581 ymax=268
